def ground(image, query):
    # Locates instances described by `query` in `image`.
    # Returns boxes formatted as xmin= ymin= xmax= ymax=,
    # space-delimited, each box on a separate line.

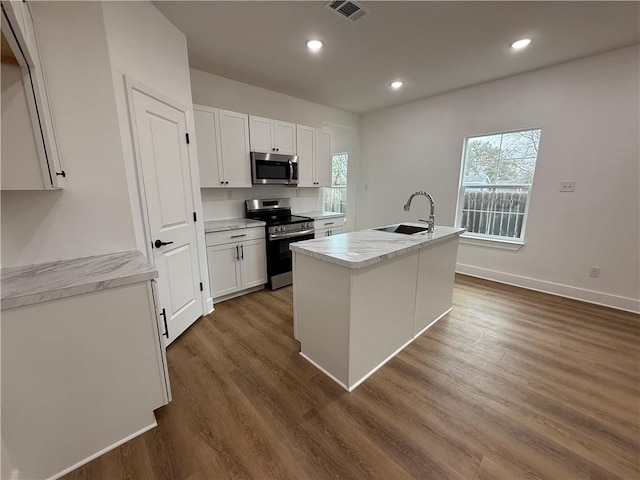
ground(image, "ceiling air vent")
xmin=326 ymin=1 xmax=369 ymax=22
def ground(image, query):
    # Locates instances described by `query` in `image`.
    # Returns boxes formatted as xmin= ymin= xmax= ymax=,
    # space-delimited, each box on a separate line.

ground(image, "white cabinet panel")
xmin=219 ymin=109 xmax=251 ymax=187
xmin=194 ymin=105 xmax=250 ymax=188
xmin=249 ymin=115 xmax=273 ymax=152
xmin=274 ymin=120 xmax=296 ymax=155
xmin=207 ymin=243 xmax=242 ymax=298
xmin=315 ymin=129 xmax=332 ymax=188
xmin=295 ymin=125 xmax=331 ymax=187
xmin=249 ymin=115 xmax=296 ymax=154
xmin=239 ymin=239 xmax=267 ymax=288
xmin=296 ymin=125 xmax=315 ymax=187
xmin=1 ymin=0 xmax=64 ymax=190
xmin=194 ymin=107 xmax=222 ymax=187
xmin=205 ymin=227 xmax=267 ymax=301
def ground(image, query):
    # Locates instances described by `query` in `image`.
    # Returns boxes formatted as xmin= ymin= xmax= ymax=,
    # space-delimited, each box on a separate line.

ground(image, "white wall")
xmin=359 ymin=46 xmax=639 ymax=312
xmin=0 ymin=2 xmax=136 ymax=268
xmin=189 ymin=69 xmax=360 ymax=224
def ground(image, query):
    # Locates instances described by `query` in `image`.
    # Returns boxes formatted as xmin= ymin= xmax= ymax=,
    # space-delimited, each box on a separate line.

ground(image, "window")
xmin=456 ymin=129 xmax=541 ymax=242
xmin=323 ymin=153 xmax=348 ymax=213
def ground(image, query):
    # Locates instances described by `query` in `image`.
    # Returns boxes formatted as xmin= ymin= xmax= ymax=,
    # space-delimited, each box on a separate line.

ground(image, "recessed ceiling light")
xmin=510 ymin=38 xmax=532 ymax=50
xmin=390 ymin=81 xmax=404 ymax=89
xmin=306 ymin=39 xmax=323 ymax=52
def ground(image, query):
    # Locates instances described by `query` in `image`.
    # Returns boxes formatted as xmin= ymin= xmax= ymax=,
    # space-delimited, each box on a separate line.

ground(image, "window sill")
xmin=459 ymin=233 xmax=524 ymax=251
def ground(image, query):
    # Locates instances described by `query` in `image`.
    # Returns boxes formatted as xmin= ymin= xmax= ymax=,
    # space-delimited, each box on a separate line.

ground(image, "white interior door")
xmin=131 ymin=89 xmax=203 ymax=345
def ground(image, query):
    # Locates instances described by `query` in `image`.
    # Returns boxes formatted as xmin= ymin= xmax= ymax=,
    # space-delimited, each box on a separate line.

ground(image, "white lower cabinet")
xmin=314 ymin=216 xmax=346 ymax=238
xmin=206 ymin=228 xmax=267 ymax=301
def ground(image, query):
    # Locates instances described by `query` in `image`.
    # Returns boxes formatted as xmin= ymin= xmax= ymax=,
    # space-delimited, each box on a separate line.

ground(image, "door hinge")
xmin=56 ymin=170 xmax=66 ymax=178
xmin=200 ymin=282 xmax=203 ymax=292
xmin=186 ymin=133 xmax=190 ymax=144
xmin=193 ymin=211 xmax=197 ymax=222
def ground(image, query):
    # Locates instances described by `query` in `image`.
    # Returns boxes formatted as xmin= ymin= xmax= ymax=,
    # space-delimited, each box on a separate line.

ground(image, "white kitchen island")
xmin=290 ymin=224 xmax=464 ymax=391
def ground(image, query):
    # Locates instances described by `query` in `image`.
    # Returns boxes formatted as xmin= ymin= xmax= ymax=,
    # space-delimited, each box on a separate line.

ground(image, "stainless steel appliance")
xmin=245 ymin=198 xmax=314 ymax=289
xmin=251 ymin=152 xmax=299 ymax=186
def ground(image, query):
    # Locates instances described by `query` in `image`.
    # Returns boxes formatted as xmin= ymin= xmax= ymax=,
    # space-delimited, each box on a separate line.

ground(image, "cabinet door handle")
xmin=236 ymin=245 xmax=240 ymax=261
xmin=160 ymin=308 xmax=169 ymax=338
xmin=240 ymin=244 xmax=244 ymax=259
xmin=230 ymin=234 xmax=247 ymax=239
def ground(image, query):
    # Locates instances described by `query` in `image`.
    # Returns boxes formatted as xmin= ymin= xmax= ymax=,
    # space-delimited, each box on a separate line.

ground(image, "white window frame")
xmin=455 ymin=128 xmax=542 ymax=248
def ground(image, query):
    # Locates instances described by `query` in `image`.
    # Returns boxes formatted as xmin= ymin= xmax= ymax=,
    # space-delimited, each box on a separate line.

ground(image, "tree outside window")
xmin=323 ymin=153 xmax=348 ymax=213
xmin=457 ymin=129 xmax=542 ymax=241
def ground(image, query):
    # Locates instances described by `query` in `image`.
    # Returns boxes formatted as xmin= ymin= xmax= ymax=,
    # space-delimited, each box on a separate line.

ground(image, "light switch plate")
xmin=560 ymin=181 xmax=576 ymax=192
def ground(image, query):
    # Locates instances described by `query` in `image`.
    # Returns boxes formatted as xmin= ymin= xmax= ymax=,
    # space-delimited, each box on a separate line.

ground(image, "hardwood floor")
xmin=64 ymin=275 xmax=640 ymax=480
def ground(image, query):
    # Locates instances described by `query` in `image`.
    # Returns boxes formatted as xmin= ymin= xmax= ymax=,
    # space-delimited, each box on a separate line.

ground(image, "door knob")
xmin=154 ymin=239 xmax=174 ymax=248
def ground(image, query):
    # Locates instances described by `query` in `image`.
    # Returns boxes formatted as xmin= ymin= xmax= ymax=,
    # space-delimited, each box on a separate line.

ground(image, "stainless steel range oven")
xmin=246 ymin=198 xmax=314 ymax=290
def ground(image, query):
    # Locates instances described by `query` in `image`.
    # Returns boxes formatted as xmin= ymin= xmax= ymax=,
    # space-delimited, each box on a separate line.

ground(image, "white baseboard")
xmin=213 ymin=285 xmax=264 ymax=305
xmin=456 ymin=263 xmax=640 ymax=314
xmin=301 ymin=307 xmax=452 ymax=393
xmin=299 ymin=352 xmax=350 ymax=391
xmin=47 ymin=422 xmax=157 ymax=480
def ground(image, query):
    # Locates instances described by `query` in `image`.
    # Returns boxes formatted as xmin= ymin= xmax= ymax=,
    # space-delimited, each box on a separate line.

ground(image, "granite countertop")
xmin=290 ymin=223 xmax=465 ymax=269
xmin=1 ymin=250 xmax=158 ymax=311
xmin=295 ymin=211 xmax=345 ymax=220
xmin=204 ymin=218 xmax=266 ymax=233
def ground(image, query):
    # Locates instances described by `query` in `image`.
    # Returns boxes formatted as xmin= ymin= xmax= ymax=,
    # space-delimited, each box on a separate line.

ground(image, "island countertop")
xmin=290 ymin=223 xmax=464 ymax=269
xmin=1 ymin=250 xmax=158 ymax=310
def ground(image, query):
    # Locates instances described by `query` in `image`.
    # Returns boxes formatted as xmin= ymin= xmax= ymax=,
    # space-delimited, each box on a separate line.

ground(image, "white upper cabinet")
xmin=194 ymin=105 xmax=251 ymax=188
xmin=1 ymin=0 xmax=64 ymax=190
xmin=249 ymin=115 xmax=296 ymax=155
xmin=296 ymin=125 xmax=331 ymax=187
xmin=315 ymin=129 xmax=332 ymax=187
xmin=194 ymin=106 xmax=222 ymax=187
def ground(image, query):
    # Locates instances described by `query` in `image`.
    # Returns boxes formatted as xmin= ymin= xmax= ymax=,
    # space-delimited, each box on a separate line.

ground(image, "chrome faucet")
xmin=403 ymin=191 xmax=435 ymax=233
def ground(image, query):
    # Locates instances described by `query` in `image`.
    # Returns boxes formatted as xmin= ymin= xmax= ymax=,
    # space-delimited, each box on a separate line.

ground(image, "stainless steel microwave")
xmin=251 ymin=152 xmax=298 ymax=186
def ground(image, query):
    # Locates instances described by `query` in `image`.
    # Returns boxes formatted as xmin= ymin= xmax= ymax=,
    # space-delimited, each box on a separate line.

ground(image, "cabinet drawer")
xmin=206 ymin=227 xmax=265 ymax=246
xmin=314 ymin=217 xmax=345 ymax=230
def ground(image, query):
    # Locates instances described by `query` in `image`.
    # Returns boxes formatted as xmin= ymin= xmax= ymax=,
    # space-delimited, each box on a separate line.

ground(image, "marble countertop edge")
xmin=204 ymin=218 xmax=266 ymax=233
xmin=1 ymin=250 xmax=158 ymax=311
xmin=290 ymin=226 xmax=464 ymax=269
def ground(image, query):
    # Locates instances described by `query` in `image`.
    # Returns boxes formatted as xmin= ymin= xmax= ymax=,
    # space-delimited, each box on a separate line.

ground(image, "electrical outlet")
xmin=227 ymin=190 xmax=233 ymax=200
xmin=589 ymin=266 xmax=601 ymax=278
xmin=560 ymin=181 xmax=576 ymax=192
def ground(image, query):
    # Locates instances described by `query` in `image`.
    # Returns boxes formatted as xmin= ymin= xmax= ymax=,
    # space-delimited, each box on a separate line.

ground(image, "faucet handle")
xmin=418 ymin=218 xmax=429 ymax=223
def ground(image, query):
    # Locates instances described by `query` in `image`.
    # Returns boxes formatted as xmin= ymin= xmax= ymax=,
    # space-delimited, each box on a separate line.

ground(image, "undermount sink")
xmin=375 ymin=224 xmax=429 ymax=235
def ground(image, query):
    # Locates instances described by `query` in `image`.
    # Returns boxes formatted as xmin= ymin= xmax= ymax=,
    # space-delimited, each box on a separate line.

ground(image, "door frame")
xmin=124 ymin=76 xmax=213 ymax=319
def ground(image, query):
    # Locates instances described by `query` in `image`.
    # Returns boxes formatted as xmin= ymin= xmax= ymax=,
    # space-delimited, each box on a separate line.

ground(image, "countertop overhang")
xmin=290 ymin=224 xmax=464 ymax=269
xmin=1 ymin=250 xmax=158 ymax=310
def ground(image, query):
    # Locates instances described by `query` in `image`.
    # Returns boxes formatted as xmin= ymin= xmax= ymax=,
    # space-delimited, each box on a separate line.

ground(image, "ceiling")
xmin=154 ymin=1 xmax=640 ymax=114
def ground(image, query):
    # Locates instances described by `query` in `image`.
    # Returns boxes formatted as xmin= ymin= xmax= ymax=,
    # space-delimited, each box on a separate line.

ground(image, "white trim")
xmin=301 ymin=307 xmax=452 ymax=392
xmin=213 ymin=285 xmax=264 ymax=305
xmin=459 ymin=234 xmax=524 ymax=251
xmin=299 ymin=352 xmax=350 ymax=391
xmin=47 ymin=422 xmax=157 ymax=480
xmin=206 ymin=297 xmax=214 ymax=314
xmin=413 ymin=307 xmax=452 ymax=340
xmin=456 ymin=263 xmax=640 ymax=314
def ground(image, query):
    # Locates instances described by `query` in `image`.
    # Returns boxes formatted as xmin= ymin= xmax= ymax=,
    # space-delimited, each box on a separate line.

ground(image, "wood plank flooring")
xmin=64 ymin=274 xmax=639 ymax=480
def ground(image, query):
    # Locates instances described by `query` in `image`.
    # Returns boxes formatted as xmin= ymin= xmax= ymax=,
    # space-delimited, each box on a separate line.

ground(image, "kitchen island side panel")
xmin=414 ymin=237 xmax=459 ymax=335
xmin=348 ymin=251 xmax=419 ymax=388
xmin=294 ymin=253 xmax=351 ymax=387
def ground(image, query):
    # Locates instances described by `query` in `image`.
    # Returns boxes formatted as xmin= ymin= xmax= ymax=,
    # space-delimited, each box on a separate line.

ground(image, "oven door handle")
xmin=269 ymin=228 xmax=315 ymax=240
